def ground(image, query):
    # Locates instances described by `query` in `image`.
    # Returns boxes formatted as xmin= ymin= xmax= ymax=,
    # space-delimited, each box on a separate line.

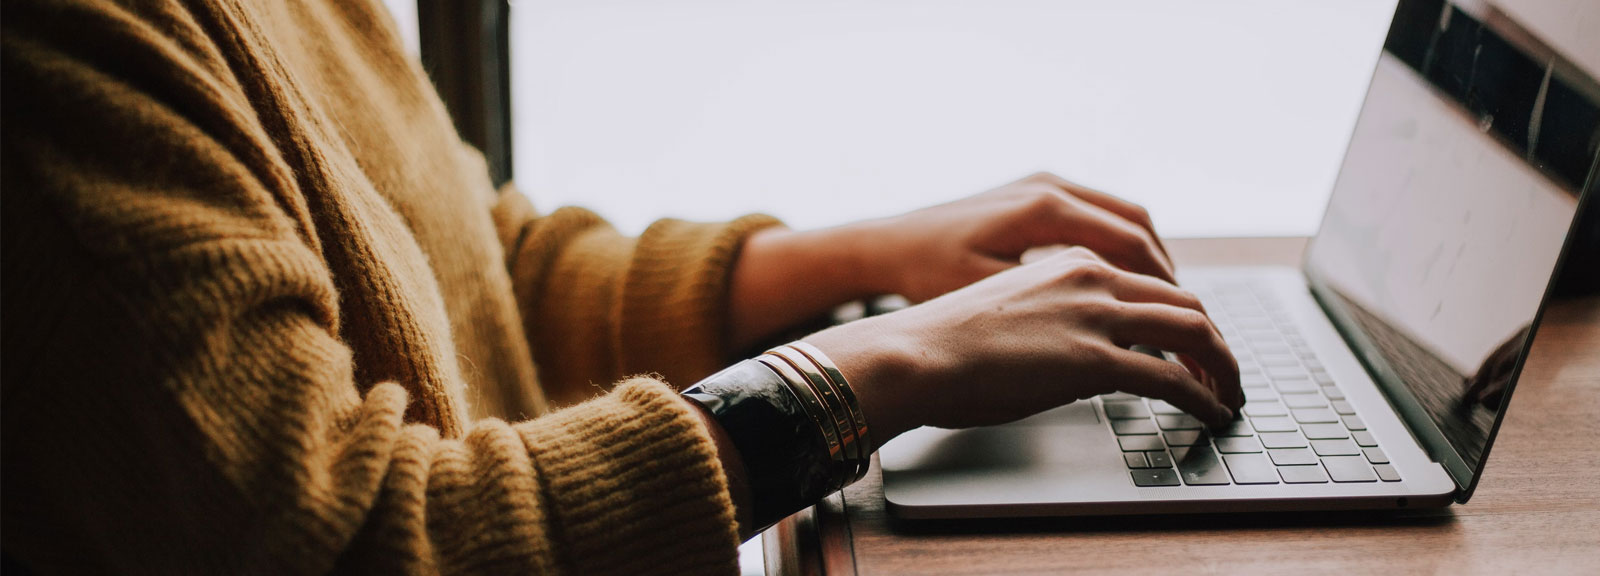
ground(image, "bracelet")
xmin=764 ymin=348 xmax=861 ymax=484
xmin=765 ymin=342 xmax=871 ymax=484
xmin=788 ymin=341 xmax=873 ymax=478
xmin=682 ymin=359 xmax=837 ymax=532
xmin=680 ymin=342 xmax=873 ymax=531
xmin=753 ymin=355 xmax=851 ymax=492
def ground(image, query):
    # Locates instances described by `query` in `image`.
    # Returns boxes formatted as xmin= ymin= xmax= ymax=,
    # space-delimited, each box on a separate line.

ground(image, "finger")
xmin=1105 ymin=269 xmax=1207 ymax=314
xmin=1032 ymin=172 xmax=1170 ymax=260
xmin=1021 ymin=244 xmax=1071 ymax=265
xmin=1102 ymin=272 xmax=1237 ymax=404
xmin=1108 ymin=303 xmax=1244 ymax=411
xmin=1100 ymin=346 xmax=1234 ymax=427
xmin=1040 ymin=197 xmax=1176 ymax=284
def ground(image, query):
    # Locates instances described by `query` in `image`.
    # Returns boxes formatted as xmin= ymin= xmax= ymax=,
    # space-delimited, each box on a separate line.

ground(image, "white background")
xmin=505 ymin=0 xmax=1398 ymax=237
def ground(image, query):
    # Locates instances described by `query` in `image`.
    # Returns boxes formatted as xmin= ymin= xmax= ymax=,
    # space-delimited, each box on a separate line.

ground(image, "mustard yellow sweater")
xmin=1 ymin=0 xmax=781 ymax=573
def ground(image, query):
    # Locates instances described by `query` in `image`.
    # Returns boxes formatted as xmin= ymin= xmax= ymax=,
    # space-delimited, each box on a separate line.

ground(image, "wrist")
xmin=804 ymin=316 xmax=926 ymax=444
xmin=731 ymin=224 xmax=890 ymax=350
xmin=828 ymin=218 xmax=906 ymax=297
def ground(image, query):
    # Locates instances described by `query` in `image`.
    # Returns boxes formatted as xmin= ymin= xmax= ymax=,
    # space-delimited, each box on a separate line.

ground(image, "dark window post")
xmin=418 ymin=0 xmax=514 ymax=187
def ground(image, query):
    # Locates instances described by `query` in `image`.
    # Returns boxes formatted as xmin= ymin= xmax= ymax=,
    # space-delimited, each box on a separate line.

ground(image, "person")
xmin=0 ymin=0 xmax=1242 ymax=573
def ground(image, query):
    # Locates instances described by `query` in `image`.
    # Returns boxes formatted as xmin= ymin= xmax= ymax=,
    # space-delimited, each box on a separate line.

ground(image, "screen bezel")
xmin=1299 ymin=0 xmax=1599 ymax=502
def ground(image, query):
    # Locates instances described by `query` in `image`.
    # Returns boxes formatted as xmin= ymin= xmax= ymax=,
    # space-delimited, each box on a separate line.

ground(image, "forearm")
xmin=729 ymin=224 xmax=894 ymax=351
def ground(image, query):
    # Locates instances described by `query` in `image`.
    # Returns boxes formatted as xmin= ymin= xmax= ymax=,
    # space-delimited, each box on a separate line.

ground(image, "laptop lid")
xmin=1301 ymin=0 xmax=1598 ymax=502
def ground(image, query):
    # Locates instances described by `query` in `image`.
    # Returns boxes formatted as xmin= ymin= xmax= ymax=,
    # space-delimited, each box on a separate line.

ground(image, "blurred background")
xmin=505 ymin=0 xmax=1394 ymax=238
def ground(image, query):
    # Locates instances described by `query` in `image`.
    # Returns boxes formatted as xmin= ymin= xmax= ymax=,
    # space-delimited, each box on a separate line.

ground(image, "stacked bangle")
xmin=680 ymin=341 xmax=871 ymax=531
xmin=764 ymin=343 xmax=873 ymax=483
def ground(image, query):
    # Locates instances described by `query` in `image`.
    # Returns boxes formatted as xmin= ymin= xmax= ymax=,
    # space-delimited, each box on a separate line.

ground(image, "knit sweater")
xmin=0 ymin=0 xmax=782 ymax=573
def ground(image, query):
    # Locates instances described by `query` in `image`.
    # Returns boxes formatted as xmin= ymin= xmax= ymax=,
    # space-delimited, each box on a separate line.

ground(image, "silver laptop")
xmin=881 ymin=0 xmax=1599 ymax=519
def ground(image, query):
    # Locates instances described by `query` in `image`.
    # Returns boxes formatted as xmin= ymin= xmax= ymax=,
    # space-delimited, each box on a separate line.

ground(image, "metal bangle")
xmin=789 ymin=341 xmax=873 ymax=481
xmin=755 ymin=356 xmax=851 ymax=492
xmin=681 ymin=359 xmax=837 ymax=532
xmin=771 ymin=347 xmax=870 ymax=480
xmin=765 ymin=347 xmax=860 ymax=467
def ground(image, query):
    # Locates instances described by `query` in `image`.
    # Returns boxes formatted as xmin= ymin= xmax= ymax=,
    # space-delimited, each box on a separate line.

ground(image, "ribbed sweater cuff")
xmin=517 ymin=378 xmax=740 ymax=575
xmin=620 ymin=213 xmax=784 ymax=386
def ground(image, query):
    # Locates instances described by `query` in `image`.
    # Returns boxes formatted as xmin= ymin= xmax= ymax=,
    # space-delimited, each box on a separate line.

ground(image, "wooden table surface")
xmin=765 ymin=237 xmax=1600 ymax=575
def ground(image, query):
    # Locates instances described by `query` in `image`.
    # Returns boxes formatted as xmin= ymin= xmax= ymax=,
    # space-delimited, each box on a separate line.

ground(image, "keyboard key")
xmin=1242 ymin=403 xmax=1287 ymax=417
xmin=1157 ymin=414 xmax=1204 ymax=430
xmin=1164 ymin=430 xmax=1210 ymax=446
xmin=1215 ymin=437 xmax=1264 ymax=453
xmin=1244 ymin=389 xmax=1278 ymax=402
xmin=1275 ymin=380 xmax=1319 ymax=394
xmin=1322 ymin=387 xmax=1347 ymax=400
xmin=1268 ymin=448 xmax=1319 ymax=466
xmin=1131 ymin=468 xmax=1182 ymax=487
xmin=1176 ymin=447 xmax=1232 ymax=486
xmin=1302 ymin=423 xmax=1350 ymax=439
xmin=1148 ymin=400 xmax=1184 ymax=415
xmin=1374 ymin=464 xmax=1402 ymax=482
xmin=1125 ymin=453 xmax=1150 ymax=468
xmin=1113 ymin=419 xmax=1158 ymax=435
xmin=1103 ymin=401 xmax=1151 ymax=419
xmin=1323 ymin=456 xmax=1379 ymax=482
xmin=1363 ymin=447 xmax=1389 ymax=464
xmin=1260 ymin=432 xmax=1308 ymax=449
xmin=1267 ymin=366 xmax=1308 ymax=380
xmin=1293 ymin=409 xmax=1340 ymax=424
xmin=1284 ymin=394 xmax=1328 ymax=409
xmin=1260 ymin=354 xmax=1298 ymax=367
xmin=1312 ymin=371 xmax=1336 ymax=386
xmin=1343 ymin=415 xmax=1367 ymax=430
xmin=1312 ymin=439 xmax=1362 ymax=456
xmin=1119 ymin=436 xmax=1165 ymax=452
xmin=1352 ymin=430 xmax=1378 ymax=447
xmin=1237 ymin=317 xmax=1274 ymax=329
xmin=1223 ymin=453 xmax=1281 ymax=484
xmin=1241 ymin=375 xmax=1271 ymax=389
xmin=1146 ymin=451 xmax=1174 ymax=468
xmin=1278 ymin=465 xmax=1331 ymax=484
xmin=1102 ymin=392 xmax=1140 ymax=401
xmin=1250 ymin=417 xmax=1298 ymax=433
xmin=1214 ymin=418 xmax=1254 ymax=437
xmin=1331 ymin=400 xmax=1356 ymax=415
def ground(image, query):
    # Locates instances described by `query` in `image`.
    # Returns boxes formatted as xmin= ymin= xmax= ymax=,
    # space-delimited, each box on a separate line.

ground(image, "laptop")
xmin=880 ymin=0 xmax=1599 ymax=519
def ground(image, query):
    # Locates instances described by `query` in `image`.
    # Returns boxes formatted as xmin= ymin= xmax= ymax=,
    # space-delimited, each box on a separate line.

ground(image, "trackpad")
xmin=880 ymin=401 xmax=1128 ymax=507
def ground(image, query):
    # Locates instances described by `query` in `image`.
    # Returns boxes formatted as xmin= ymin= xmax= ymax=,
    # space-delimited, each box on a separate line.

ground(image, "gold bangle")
xmin=766 ymin=347 xmax=861 ymax=471
xmin=754 ymin=356 xmax=851 ymax=492
xmin=789 ymin=341 xmax=873 ymax=481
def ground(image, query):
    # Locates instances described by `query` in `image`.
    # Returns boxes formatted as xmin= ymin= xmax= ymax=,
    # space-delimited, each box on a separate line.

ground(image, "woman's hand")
xmin=856 ymin=172 xmax=1174 ymax=303
xmin=730 ymin=172 xmax=1174 ymax=350
xmin=806 ymin=247 xmax=1242 ymax=444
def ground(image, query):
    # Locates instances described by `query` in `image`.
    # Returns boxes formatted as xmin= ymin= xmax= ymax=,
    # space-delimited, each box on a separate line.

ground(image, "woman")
xmin=0 ymin=0 xmax=1242 ymax=573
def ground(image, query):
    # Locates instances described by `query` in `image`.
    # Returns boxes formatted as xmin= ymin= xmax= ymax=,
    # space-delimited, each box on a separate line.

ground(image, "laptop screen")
xmin=1304 ymin=0 xmax=1597 ymax=493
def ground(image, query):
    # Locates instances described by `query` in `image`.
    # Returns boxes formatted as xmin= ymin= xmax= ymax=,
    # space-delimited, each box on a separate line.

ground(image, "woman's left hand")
xmin=855 ymin=172 xmax=1175 ymax=302
xmin=730 ymin=172 xmax=1175 ymax=349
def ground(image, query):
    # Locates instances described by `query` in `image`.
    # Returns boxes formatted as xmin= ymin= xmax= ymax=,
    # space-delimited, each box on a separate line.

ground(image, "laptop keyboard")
xmin=1104 ymin=281 xmax=1403 ymax=487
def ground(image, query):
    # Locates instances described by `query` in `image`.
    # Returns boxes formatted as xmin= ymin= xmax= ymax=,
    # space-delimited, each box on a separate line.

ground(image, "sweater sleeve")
xmin=492 ymin=186 xmax=782 ymax=407
xmin=0 ymin=3 xmax=740 ymax=574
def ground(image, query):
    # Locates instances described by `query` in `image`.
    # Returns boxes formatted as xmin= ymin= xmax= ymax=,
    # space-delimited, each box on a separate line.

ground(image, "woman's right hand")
xmin=806 ymin=246 xmax=1244 ymax=445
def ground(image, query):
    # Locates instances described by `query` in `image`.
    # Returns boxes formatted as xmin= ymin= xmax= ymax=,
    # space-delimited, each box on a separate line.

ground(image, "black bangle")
xmin=682 ymin=359 xmax=835 ymax=532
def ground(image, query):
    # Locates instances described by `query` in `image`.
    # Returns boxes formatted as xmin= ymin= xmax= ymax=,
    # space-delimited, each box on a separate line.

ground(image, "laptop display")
xmin=1304 ymin=0 xmax=1597 ymax=495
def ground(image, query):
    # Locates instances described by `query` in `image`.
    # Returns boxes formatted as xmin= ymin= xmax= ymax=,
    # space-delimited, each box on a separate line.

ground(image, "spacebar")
xmin=1176 ymin=446 xmax=1232 ymax=486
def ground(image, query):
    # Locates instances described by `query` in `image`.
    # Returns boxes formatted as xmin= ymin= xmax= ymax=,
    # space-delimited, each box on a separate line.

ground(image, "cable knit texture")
xmin=0 ymin=0 xmax=781 ymax=573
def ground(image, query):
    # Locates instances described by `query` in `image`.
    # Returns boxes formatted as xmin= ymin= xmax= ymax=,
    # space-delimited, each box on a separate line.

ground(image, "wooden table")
xmin=765 ymin=237 xmax=1600 ymax=575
